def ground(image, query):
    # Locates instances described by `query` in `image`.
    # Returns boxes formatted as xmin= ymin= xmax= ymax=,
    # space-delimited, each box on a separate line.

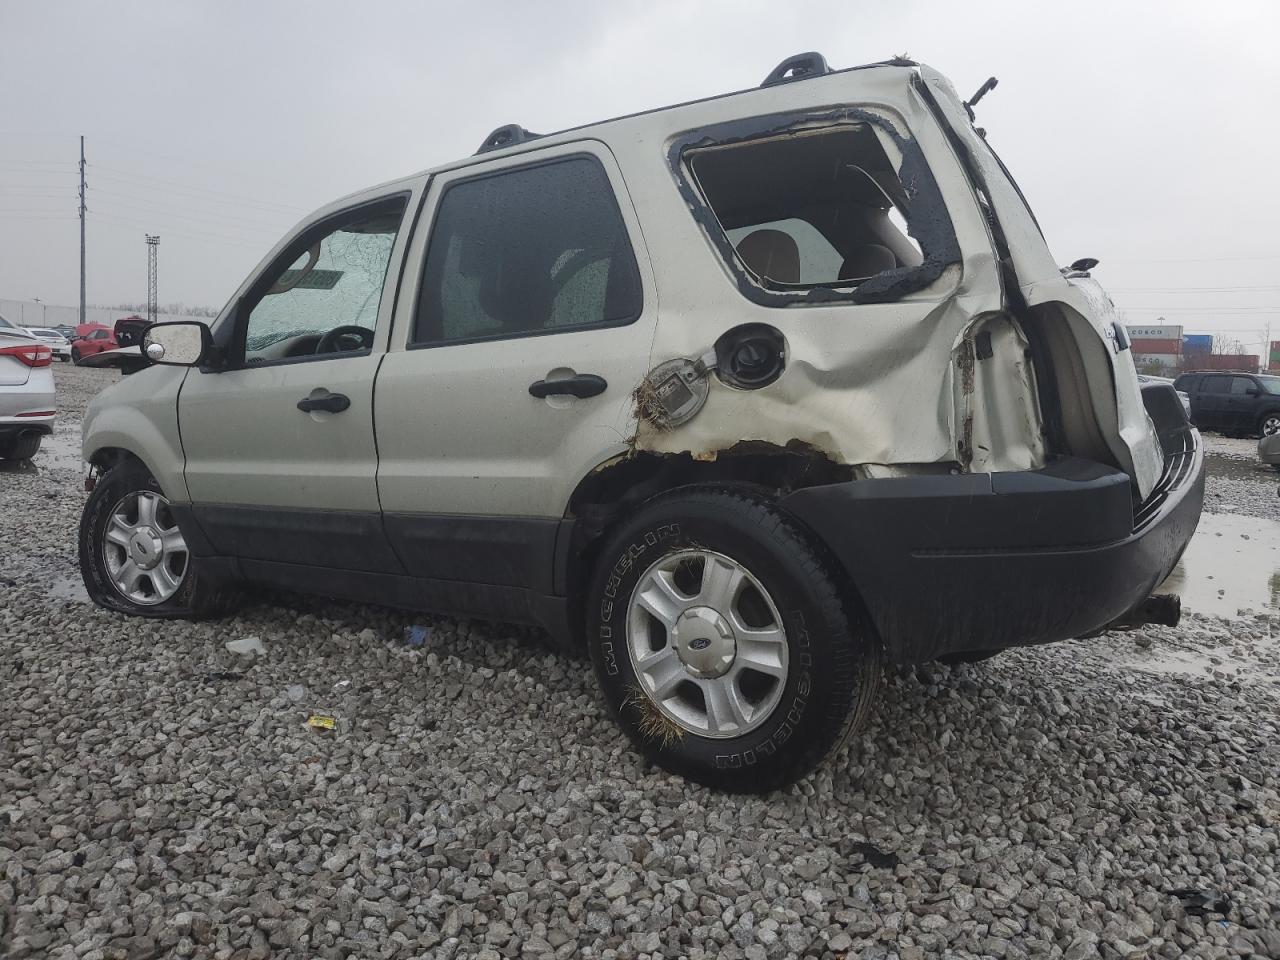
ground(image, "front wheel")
xmin=79 ymin=460 xmax=237 ymax=619
xmin=586 ymin=488 xmax=881 ymax=792
xmin=1259 ymin=412 xmax=1280 ymax=439
xmin=70 ymin=347 xmax=82 ymax=364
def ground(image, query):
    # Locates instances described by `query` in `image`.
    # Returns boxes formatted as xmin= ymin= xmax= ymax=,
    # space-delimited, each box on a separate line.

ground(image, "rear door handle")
xmin=528 ymin=374 xmax=607 ymax=399
xmin=297 ymin=389 xmax=351 ymax=413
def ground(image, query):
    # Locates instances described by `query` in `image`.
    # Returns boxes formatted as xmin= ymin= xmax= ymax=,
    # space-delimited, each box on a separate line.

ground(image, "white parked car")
xmin=78 ymin=53 xmax=1204 ymax=791
xmin=23 ymin=326 xmax=73 ymax=361
xmin=0 ymin=313 xmax=55 ymax=462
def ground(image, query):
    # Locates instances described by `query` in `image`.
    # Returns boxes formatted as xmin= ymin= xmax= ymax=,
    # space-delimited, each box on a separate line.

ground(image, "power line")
xmin=89 ymin=165 xmax=309 ymax=214
xmin=88 ymin=187 xmax=294 ymax=232
xmin=90 ymin=202 xmax=283 ymax=242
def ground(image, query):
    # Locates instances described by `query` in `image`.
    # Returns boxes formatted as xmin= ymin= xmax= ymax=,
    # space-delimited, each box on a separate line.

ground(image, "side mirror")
xmin=142 ymin=321 xmax=211 ymax=367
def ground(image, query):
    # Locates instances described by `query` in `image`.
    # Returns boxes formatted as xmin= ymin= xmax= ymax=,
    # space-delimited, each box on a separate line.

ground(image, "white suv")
xmin=79 ymin=54 xmax=1203 ymax=790
xmin=0 ymin=313 xmax=55 ymax=462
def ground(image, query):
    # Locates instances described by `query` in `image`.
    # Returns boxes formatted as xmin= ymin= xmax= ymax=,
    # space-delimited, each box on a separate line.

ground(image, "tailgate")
xmin=917 ymin=68 xmax=1164 ymax=498
xmin=1034 ymin=276 xmax=1164 ymax=499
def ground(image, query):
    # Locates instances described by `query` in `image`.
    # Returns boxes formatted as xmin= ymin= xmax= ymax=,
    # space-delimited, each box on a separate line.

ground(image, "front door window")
xmin=239 ymin=197 xmax=408 ymax=365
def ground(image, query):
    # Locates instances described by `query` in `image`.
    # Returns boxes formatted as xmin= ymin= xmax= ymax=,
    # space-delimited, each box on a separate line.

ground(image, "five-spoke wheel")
xmin=588 ymin=488 xmax=881 ymax=793
xmin=102 ymin=490 xmax=189 ymax=604
xmin=628 ymin=549 xmax=788 ymax=738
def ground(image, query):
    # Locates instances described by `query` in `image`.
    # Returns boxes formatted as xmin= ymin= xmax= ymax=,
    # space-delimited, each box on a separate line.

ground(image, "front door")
xmin=373 ymin=145 xmax=657 ymax=590
xmin=179 ymin=193 xmax=414 ymax=570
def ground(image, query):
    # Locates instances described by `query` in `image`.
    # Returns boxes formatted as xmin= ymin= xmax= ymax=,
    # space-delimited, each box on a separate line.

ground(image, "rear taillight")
xmin=0 ymin=343 xmax=53 ymax=367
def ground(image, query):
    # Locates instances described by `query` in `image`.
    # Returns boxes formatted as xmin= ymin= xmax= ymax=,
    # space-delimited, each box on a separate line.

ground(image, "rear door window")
xmin=685 ymin=125 xmax=926 ymax=291
xmin=1201 ymin=375 xmax=1229 ymax=393
xmin=411 ymin=156 xmax=642 ymax=346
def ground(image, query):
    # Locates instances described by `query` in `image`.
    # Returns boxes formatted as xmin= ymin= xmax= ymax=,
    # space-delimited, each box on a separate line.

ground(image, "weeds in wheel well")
xmin=623 ymin=682 xmax=685 ymax=748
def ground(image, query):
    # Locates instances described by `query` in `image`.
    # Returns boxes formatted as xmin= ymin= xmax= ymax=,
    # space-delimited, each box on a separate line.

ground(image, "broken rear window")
xmin=686 ymin=124 xmax=925 ymax=293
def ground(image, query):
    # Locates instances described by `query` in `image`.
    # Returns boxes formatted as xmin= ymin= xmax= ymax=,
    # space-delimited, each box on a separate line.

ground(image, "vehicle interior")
xmin=687 ymin=124 xmax=923 ymax=287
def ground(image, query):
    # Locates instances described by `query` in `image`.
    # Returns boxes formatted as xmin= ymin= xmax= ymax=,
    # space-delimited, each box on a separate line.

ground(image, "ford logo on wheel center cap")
xmin=688 ymin=637 xmax=712 ymax=650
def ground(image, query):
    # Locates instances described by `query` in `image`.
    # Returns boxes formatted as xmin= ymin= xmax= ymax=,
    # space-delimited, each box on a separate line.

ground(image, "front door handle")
xmin=528 ymin=374 xmax=607 ymax=399
xmin=297 ymin=390 xmax=351 ymax=413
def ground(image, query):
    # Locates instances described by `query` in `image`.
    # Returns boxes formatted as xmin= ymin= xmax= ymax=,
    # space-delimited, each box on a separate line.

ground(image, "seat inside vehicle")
xmin=735 ymin=229 xmax=801 ymax=283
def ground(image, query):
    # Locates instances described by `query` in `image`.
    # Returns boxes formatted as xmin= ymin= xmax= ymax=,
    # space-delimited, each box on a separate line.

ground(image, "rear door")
xmin=1194 ymin=375 xmax=1231 ymax=429
xmin=179 ymin=193 xmax=413 ymax=571
xmin=1227 ymin=376 xmax=1259 ymax=430
xmin=374 ymin=143 xmax=656 ymax=590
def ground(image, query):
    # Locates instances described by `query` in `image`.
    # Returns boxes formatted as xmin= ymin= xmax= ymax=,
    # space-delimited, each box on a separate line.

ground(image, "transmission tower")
xmin=145 ymin=235 xmax=159 ymax=325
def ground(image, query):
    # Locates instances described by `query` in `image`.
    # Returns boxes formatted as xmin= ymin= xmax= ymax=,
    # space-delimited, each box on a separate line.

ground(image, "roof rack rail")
xmin=760 ymin=52 xmax=831 ymax=88
xmin=476 ymin=124 xmax=541 ymax=155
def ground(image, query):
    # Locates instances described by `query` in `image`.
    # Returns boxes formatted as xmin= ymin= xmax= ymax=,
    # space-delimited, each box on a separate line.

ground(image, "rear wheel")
xmin=586 ymin=488 xmax=881 ymax=792
xmin=80 ymin=460 xmax=238 ymax=619
xmin=0 ymin=432 xmax=42 ymax=462
xmin=70 ymin=346 xmax=82 ymax=364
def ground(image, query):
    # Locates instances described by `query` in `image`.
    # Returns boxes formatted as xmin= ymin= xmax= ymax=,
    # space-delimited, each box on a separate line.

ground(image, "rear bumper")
xmin=781 ymin=398 xmax=1204 ymax=664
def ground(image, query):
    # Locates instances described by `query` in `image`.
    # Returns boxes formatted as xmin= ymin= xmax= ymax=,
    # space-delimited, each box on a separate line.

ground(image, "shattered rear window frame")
xmin=667 ymin=107 xmax=962 ymax=307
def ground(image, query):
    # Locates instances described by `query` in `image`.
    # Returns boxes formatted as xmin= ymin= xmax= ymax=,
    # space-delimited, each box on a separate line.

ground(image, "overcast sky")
xmin=1 ymin=0 xmax=1276 ymax=350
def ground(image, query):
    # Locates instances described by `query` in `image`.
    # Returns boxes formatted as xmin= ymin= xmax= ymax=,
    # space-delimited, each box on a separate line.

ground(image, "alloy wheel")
xmin=626 ymin=549 xmax=789 ymax=738
xmin=101 ymin=490 xmax=189 ymax=604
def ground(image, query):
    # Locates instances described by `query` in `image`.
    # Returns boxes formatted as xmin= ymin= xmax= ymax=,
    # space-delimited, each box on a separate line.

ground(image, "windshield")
xmin=0 ymin=314 xmax=17 ymax=330
xmin=1261 ymin=376 xmax=1280 ymax=396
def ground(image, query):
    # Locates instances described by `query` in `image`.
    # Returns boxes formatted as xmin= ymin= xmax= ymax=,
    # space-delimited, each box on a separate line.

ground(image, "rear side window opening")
xmin=674 ymin=114 xmax=959 ymax=307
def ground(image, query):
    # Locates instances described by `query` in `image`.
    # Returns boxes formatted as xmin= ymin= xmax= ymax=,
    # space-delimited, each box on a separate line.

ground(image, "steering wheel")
xmin=315 ymin=325 xmax=374 ymax=354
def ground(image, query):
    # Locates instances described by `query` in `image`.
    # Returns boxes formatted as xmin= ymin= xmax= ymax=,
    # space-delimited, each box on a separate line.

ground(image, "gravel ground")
xmin=1 ymin=365 xmax=1278 ymax=960
xmin=1201 ymin=434 xmax=1280 ymax=523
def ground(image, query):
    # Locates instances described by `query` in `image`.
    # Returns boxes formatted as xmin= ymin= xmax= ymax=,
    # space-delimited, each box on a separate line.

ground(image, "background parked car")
xmin=1137 ymin=374 xmax=1191 ymax=419
xmin=113 ymin=314 xmax=150 ymax=348
xmin=1259 ymin=432 xmax=1280 ymax=472
xmin=70 ymin=325 xmax=118 ymax=364
xmin=1174 ymin=371 xmax=1280 ymax=437
xmin=0 ymin=314 xmax=55 ymax=462
xmin=22 ymin=326 xmax=73 ymax=362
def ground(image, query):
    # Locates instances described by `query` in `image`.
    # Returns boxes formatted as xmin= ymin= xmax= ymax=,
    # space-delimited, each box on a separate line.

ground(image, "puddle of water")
xmin=48 ymin=576 xmax=89 ymax=603
xmin=0 ymin=425 xmax=83 ymax=476
xmin=36 ymin=428 xmax=84 ymax=473
xmin=1157 ymin=512 xmax=1280 ymax=618
xmin=1203 ymin=452 xmax=1278 ymax=483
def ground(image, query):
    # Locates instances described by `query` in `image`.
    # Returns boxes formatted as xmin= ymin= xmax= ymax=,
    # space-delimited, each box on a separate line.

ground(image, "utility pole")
xmin=78 ymin=136 xmax=86 ymax=329
xmin=145 ymin=235 xmax=159 ymax=325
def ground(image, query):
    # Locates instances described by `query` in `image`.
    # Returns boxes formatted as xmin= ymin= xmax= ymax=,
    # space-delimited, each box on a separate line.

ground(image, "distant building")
xmin=1125 ymin=323 xmax=1182 ymax=371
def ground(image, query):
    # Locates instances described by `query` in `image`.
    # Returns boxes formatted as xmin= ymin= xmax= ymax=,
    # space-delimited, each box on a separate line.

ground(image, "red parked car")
xmin=70 ymin=325 xmax=117 ymax=364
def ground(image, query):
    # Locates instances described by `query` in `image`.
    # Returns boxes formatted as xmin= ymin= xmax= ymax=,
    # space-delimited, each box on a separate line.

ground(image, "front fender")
xmin=82 ymin=365 xmax=189 ymax=501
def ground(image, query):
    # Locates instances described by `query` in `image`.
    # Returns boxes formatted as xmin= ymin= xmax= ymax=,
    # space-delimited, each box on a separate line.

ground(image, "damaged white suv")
xmin=80 ymin=53 xmax=1203 ymax=791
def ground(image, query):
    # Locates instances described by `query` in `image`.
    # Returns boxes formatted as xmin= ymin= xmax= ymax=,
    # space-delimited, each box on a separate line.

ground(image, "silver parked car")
xmin=0 ymin=313 xmax=55 ymax=462
xmin=23 ymin=326 xmax=73 ymax=362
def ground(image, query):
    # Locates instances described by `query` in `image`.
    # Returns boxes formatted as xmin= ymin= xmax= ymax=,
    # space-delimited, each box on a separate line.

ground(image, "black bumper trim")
xmin=780 ymin=434 xmax=1205 ymax=665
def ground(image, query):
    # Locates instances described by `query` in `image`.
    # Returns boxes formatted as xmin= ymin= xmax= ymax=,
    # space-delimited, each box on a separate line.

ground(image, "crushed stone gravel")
xmin=1 ymin=364 xmax=1277 ymax=959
